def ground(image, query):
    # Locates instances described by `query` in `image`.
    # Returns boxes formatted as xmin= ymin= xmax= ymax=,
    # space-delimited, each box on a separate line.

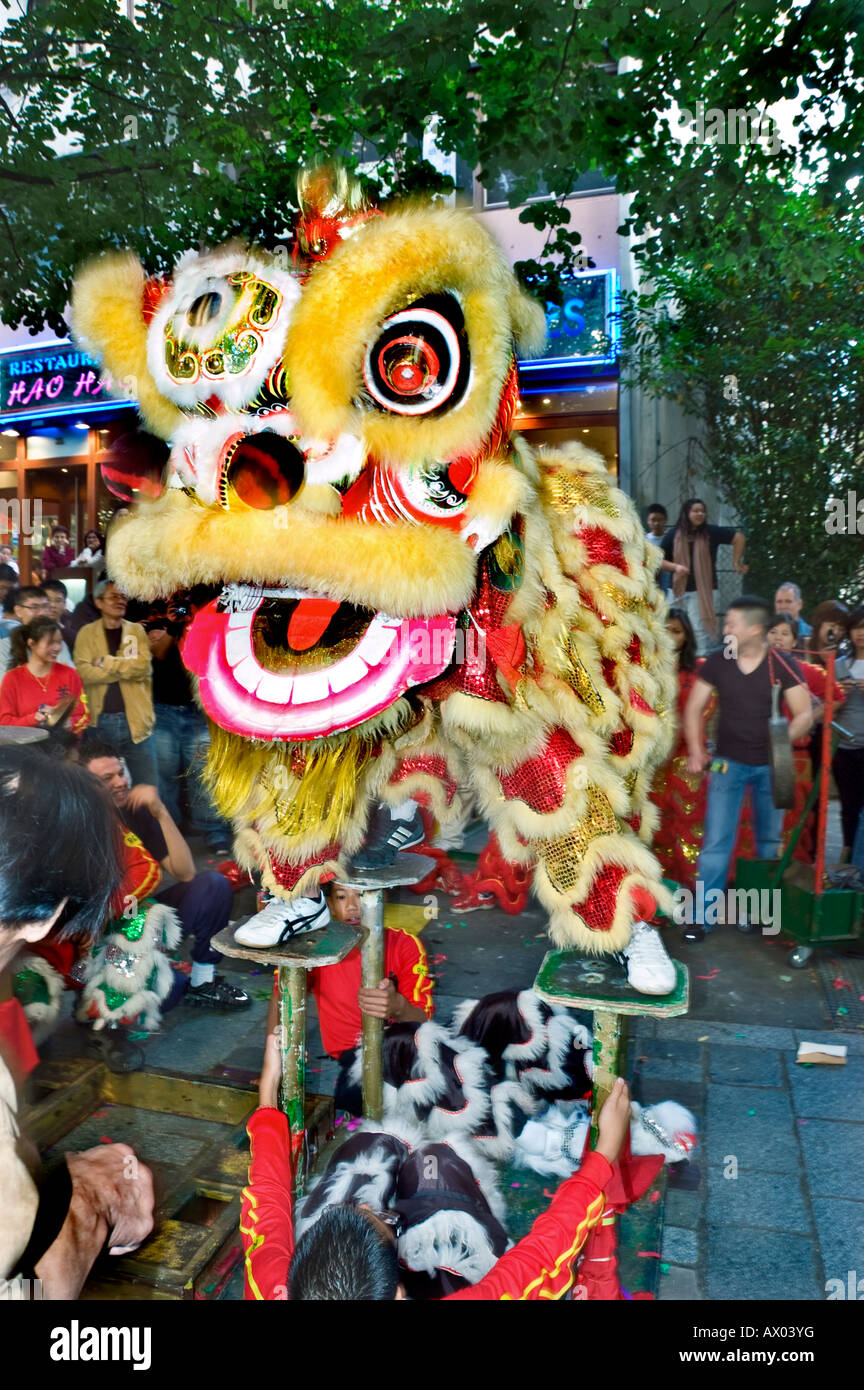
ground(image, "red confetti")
xmin=649 ymin=1190 xmax=661 ymax=1203
xmin=637 ymin=1250 xmax=661 ymax=1258
xmin=696 ymin=969 xmax=720 ymax=980
xmin=99 ymin=1136 xmax=113 ymax=1144
xmin=431 ymin=953 xmax=448 ymax=965
xmin=543 ymin=1189 xmax=555 ymax=1199
xmin=92 ymin=1110 xmax=109 ymax=1118
xmin=832 ymin=977 xmax=852 ymax=990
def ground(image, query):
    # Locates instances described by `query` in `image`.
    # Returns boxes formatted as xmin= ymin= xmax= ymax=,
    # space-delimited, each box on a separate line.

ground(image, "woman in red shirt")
xmin=0 ymin=616 xmax=89 ymax=734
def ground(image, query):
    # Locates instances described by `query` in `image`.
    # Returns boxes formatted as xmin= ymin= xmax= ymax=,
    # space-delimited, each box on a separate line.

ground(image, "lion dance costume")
xmin=71 ymin=168 xmax=677 ymax=980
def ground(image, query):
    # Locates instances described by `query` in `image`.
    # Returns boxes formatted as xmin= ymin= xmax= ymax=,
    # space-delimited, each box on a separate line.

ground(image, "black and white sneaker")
xmin=186 ymin=974 xmax=251 ymax=1009
xmin=233 ymin=890 xmax=330 ymax=947
xmin=351 ymin=803 xmax=425 ymax=870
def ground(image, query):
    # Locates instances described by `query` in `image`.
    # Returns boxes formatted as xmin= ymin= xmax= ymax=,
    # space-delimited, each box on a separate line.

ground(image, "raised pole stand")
xmin=335 ymin=854 xmax=435 ymax=1124
xmin=211 ymin=919 xmax=361 ymax=1197
xmin=533 ymin=948 xmax=690 ymax=1150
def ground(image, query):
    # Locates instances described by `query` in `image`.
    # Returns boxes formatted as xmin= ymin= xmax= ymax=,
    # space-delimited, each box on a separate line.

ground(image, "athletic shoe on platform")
xmin=233 ymin=891 xmax=330 ymax=947
xmin=621 ymin=920 xmax=677 ymax=995
xmin=186 ymin=974 xmax=251 ymax=1009
xmin=351 ymin=804 xmax=425 ymax=870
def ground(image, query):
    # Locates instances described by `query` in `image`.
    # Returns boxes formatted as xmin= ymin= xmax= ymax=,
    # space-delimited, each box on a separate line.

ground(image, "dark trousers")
xmin=155 ymin=870 xmax=233 ymax=965
xmin=831 ymin=746 xmax=864 ymax=850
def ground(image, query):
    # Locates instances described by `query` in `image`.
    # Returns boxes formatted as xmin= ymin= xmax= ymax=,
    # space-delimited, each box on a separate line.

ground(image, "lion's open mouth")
xmin=182 ymin=582 xmax=456 ymax=741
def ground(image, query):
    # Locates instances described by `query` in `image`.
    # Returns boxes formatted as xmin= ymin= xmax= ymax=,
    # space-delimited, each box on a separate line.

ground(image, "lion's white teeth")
xmin=327 ymin=653 xmax=369 ymax=693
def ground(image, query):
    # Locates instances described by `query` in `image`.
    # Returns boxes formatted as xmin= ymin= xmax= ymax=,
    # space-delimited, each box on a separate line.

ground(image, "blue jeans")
xmin=695 ymin=760 xmax=783 ymax=930
xmin=96 ymin=711 xmax=157 ymax=788
xmin=152 ymin=703 xmax=229 ymax=842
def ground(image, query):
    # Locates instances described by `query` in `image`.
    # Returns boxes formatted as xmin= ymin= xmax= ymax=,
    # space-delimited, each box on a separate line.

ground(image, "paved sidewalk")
xmin=636 ymin=1017 xmax=864 ymax=1300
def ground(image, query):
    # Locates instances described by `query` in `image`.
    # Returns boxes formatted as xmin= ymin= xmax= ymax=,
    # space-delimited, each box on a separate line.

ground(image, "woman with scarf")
xmin=660 ymin=498 xmax=748 ymax=656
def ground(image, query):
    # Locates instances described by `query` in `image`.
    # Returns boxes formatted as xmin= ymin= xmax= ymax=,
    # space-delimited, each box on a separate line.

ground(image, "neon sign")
xmin=0 ymin=341 xmax=136 ymax=423
xmin=518 ymin=269 xmax=619 ymax=372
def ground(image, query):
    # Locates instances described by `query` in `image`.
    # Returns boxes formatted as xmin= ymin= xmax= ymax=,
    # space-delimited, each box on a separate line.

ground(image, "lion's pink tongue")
xmin=287 ymin=597 xmax=341 ymax=651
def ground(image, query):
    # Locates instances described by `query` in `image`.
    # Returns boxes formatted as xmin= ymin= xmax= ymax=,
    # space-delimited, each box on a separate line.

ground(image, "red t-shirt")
xmin=0 ymin=661 xmax=89 ymax=734
xmin=271 ymin=927 xmax=433 ymax=1058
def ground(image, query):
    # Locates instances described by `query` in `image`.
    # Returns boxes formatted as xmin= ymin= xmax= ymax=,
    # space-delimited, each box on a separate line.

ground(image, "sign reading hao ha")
xmin=0 ymin=341 xmax=135 ymax=422
xmin=519 ymin=269 xmax=619 ymax=372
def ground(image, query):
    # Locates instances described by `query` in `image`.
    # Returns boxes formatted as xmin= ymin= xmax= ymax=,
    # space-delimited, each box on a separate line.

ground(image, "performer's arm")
xmin=683 ymin=678 xmax=714 ymax=774
xmin=357 ymin=928 xmax=433 ymax=1024
xmin=446 ymin=1078 xmax=630 ymax=1301
xmin=241 ymin=1030 xmax=295 ymax=1301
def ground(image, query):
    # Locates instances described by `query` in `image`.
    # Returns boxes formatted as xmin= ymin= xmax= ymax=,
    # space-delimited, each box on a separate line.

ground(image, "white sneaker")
xmin=233 ymin=891 xmax=330 ymax=947
xmin=621 ymin=920 xmax=676 ymax=996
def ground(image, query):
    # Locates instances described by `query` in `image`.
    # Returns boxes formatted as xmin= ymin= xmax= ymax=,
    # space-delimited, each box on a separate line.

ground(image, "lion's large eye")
xmin=362 ymin=293 xmax=470 ymax=416
xmin=221 ymin=432 xmax=305 ymax=509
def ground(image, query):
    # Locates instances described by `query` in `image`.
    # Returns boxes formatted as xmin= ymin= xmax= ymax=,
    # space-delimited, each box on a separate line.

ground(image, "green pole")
xmin=589 ymin=1008 xmax=626 ymax=1150
xmin=279 ymin=963 xmax=308 ymax=1197
xmin=359 ymin=887 xmax=384 ymax=1122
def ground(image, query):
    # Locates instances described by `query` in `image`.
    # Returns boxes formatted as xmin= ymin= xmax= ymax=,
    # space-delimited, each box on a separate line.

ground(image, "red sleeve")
xmin=0 ymin=669 xmax=36 ymax=726
xmin=241 ymin=1107 xmax=296 ymax=1301
xmin=445 ymin=1151 xmax=611 ymax=1301
xmin=385 ymin=927 xmax=434 ymax=1018
xmin=60 ymin=666 xmax=90 ymax=734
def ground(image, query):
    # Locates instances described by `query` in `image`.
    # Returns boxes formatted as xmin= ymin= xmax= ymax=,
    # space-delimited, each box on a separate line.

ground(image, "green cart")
xmin=734 ymin=668 xmax=864 ymax=968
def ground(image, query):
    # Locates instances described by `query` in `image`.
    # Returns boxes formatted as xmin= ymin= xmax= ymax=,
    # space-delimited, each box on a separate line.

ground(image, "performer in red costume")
xmin=649 ymin=608 xmax=709 ymax=889
xmin=241 ymin=1026 xmax=633 ymax=1301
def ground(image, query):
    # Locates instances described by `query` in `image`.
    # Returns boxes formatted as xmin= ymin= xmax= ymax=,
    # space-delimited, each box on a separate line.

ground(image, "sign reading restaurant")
xmin=0 ymin=341 xmax=135 ymax=422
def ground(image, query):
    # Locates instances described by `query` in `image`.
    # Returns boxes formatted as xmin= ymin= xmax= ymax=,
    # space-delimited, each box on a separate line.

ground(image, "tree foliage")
xmin=619 ymin=190 xmax=864 ymax=603
xmin=0 ymin=0 xmax=862 ymax=331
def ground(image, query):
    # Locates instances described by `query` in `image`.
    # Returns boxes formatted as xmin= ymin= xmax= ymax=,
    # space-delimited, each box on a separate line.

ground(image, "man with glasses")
xmin=74 ymin=580 xmax=157 ymax=786
xmin=0 ymin=586 xmax=73 ymax=675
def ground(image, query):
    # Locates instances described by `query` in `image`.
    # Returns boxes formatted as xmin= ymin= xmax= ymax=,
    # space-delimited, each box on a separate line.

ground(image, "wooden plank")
xmin=22 ymin=1060 xmax=106 ymax=1149
xmin=211 ymin=919 xmax=360 ymax=970
xmin=535 ymin=950 xmax=689 ymax=1018
xmin=102 ymin=1068 xmax=257 ymax=1125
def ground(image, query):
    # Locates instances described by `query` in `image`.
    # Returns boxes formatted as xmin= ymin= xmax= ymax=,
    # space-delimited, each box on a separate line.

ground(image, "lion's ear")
xmin=508 ymin=284 xmax=547 ymax=359
xmin=70 ymin=252 xmax=183 ymax=441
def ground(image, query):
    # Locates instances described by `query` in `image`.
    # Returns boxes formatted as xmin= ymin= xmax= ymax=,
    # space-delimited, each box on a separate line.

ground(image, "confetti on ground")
xmin=779 ymin=975 xmax=792 ymax=982
xmin=797 ymin=1119 xmax=809 ymax=1125
xmin=431 ymin=953 xmax=447 ymax=965
xmin=833 ymin=977 xmax=853 ymax=990
xmin=747 ymin=1109 xmax=756 ymax=1116
xmin=444 ymin=922 xmax=453 ymax=930
xmin=649 ymin=1190 xmax=661 ymax=1203
xmin=92 ymin=1110 xmax=109 ymax=1119
xmin=346 ymin=1119 xmax=362 ymax=1131
xmin=838 ymin=1007 xmax=849 ymax=1015
xmin=543 ymin=1189 xmax=555 ymax=1199
xmin=735 ymin=1033 xmax=746 ymax=1038
xmin=698 ymin=1035 xmax=709 ymax=1041
xmin=99 ymin=1136 xmax=113 ymax=1144
xmin=696 ymin=969 xmax=720 ymax=980
xmin=510 ymin=1182 xmax=521 ymax=1188
xmin=129 ymin=1031 xmax=149 ymax=1040
xmin=660 ymin=1263 xmax=671 ymax=1274
xmin=637 ymin=1250 xmax=661 ymax=1258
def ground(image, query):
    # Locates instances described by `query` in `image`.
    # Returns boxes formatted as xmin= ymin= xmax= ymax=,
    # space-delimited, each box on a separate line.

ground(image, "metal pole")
xmin=589 ymin=1008 xmax=626 ymax=1150
xmin=278 ymin=964 xmax=307 ymax=1198
xmin=360 ymin=887 xmax=384 ymax=1122
xmin=814 ymin=650 xmax=835 ymax=899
